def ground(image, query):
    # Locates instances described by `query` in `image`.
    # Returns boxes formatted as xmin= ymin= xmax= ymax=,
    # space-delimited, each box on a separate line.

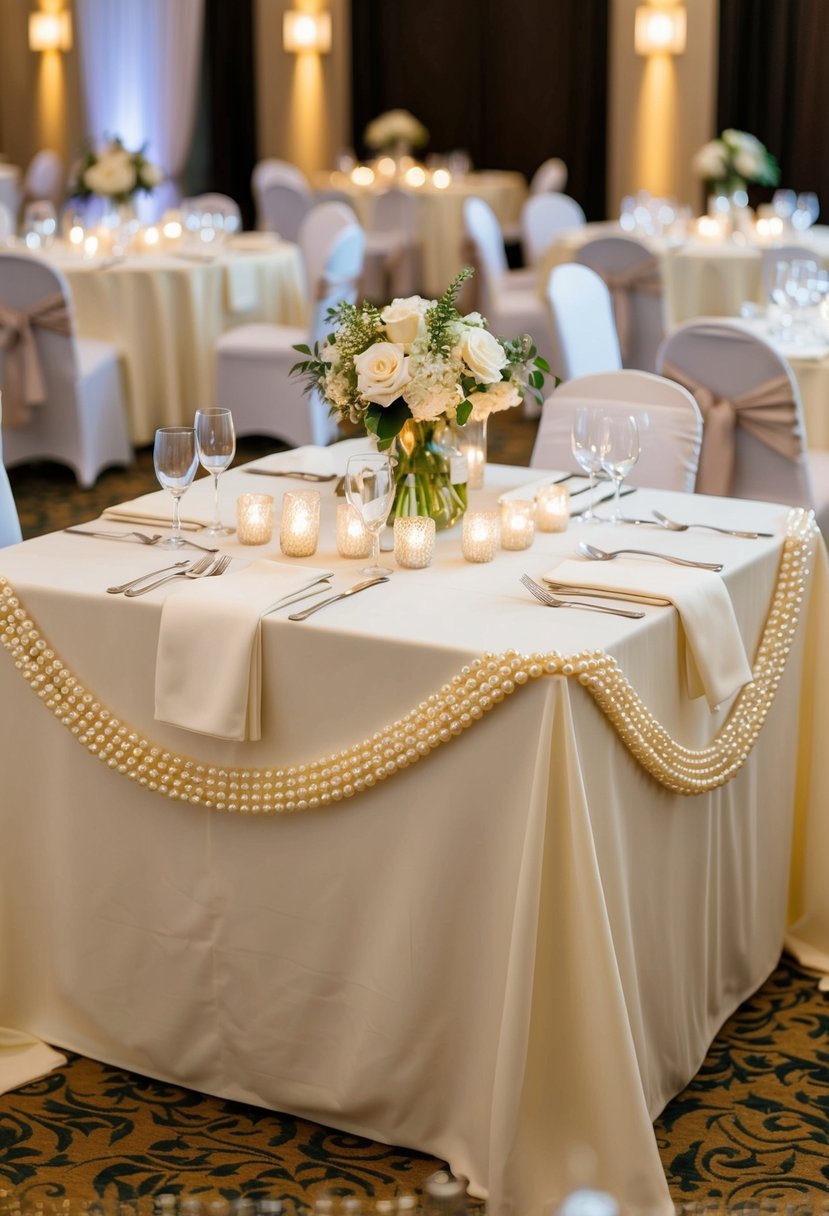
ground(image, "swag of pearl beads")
xmin=0 ymin=510 xmax=816 ymax=808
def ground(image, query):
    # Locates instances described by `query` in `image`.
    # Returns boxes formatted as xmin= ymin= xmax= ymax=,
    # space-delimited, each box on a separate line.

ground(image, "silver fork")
xmin=123 ymin=554 xmax=219 ymax=596
xmin=65 ymin=528 xmax=163 ymax=545
xmin=107 ymin=559 xmax=190 ymax=594
xmin=520 ymin=574 xmax=645 ymax=619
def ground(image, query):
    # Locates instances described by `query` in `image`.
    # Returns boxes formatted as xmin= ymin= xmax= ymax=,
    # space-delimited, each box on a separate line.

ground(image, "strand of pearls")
xmin=0 ymin=511 xmax=816 ymax=807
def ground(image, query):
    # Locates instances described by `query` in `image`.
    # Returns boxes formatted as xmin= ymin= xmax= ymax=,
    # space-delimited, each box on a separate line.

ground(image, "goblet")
xmin=599 ymin=414 xmax=640 ymax=523
xmin=570 ymin=405 xmax=606 ymax=524
xmin=344 ymin=453 xmax=395 ymax=576
xmin=153 ymin=427 xmax=199 ymax=548
xmin=195 ymin=407 xmax=236 ymax=535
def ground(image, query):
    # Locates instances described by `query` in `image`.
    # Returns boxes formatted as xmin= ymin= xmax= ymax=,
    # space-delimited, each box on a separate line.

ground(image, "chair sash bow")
xmin=661 ymin=360 xmax=802 ymax=496
xmin=0 ymin=293 xmax=72 ymax=427
xmin=597 ymin=256 xmax=662 ymax=360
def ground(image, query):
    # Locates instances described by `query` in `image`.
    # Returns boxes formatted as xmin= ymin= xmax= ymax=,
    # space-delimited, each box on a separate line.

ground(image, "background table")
xmin=0 ymin=163 xmax=20 ymax=219
xmin=0 ymin=456 xmax=826 ymax=1216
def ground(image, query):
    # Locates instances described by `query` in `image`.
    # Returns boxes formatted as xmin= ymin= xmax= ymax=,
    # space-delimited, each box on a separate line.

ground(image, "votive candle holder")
xmin=236 ymin=493 xmax=274 ymax=545
xmin=535 ymin=483 xmax=570 ymax=532
xmin=459 ymin=417 xmax=487 ymax=490
xmin=336 ymin=502 xmax=373 ymax=558
xmin=500 ymin=500 xmax=536 ymax=550
xmin=462 ymin=511 xmax=499 ymax=563
xmin=393 ymin=516 xmax=435 ymax=569
xmin=280 ymin=489 xmax=320 ymax=557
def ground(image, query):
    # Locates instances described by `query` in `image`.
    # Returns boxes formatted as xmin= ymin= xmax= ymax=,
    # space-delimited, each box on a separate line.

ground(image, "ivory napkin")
xmin=224 ymin=257 xmax=259 ymax=313
xmin=103 ymin=490 xmax=215 ymax=532
xmin=545 ymin=558 xmax=753 ymax=709
xmin=155 ymin=560 xmax=333 ymax=741
xmin=0 ymin=1027 xmax=66 ymax=1096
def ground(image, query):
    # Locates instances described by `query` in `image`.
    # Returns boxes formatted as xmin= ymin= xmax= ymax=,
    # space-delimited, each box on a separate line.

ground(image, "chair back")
xmin=656 ymin=319 xmax=815 ymax=509
xmin=315 ymin=188 xmax=356 ymax=209
xmin=308 ymin=223 xmax=366 ymax=347
xmin=463 ymin=196 xmax=508 ymax=313
xmin=545 ymin=263 xmax=622 ymax=381
xmin=370 ymin=187 xmax=418 ymax=238
xmin=299 ymin=202 xmax=360 ymax=301
xmin=575 ymin=236 xmax=664 ymax=372
xmin=529 ymin=158 xmax=568 ymax=195
xmin=256 ymin=179 xmax=313 ymax=243
xmin=521 ymin=193 xmax=586 ymax=265
xmin=0 ymin=397 xmax=23 ymax=546
xmin=0 ymin=202 xmax=13 ymax=243
xmin=23 ymin=150 xmax=63 ymax=206
xmin=252 ymin=158 xmax=309 ymax=196
xmin=530 ymin=369 xmax=702 ymax=492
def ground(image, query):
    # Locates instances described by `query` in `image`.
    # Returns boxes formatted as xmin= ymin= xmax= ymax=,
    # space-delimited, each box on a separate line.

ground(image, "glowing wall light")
xmin=29 ymin=10 xmax=72 ymax=52
xmin=634 ymin=6 xmax=686 ymax=56
xmin=283 ymin=11 xmax=332 ymax=54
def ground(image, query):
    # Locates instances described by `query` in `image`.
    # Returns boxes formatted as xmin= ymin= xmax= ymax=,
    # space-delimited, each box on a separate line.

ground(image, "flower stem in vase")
xmin=390 ymin=419 xmax=467 ymax=531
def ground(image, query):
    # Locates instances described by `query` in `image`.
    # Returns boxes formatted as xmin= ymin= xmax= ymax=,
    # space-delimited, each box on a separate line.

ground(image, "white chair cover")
xmin=530 ymin=369 xmax=703 ymax=493
xmin=521 ymin=193 xmax=586 ymax=266
xmin=529 ymin=157 xmax=568 ymax=195
xmin=255 ymin=180 xmax=313 ymax=244
xmin=575 ymin=236 xmax=665 ymax=372
xmin=252 ymin=159 xmax=310 ymax=195
xmin=252 ymin=161 xmax=311 ymax=235
xmin=299 ymin=202 xmax=359 ymax=302
xmin=363 ymin=187 xmax=421 ymax=300
xmin=0 ymin=203 xmax=14 ymax=243
xmin=0 ymin=397 xmax=23 ymax=547
xmin=545 ymin=263 xmax=622 ymax=381
xmin=0 ymin=253 xmax=132 ymax=488
xmin=23 ymin=150 xmax=64 ymax=207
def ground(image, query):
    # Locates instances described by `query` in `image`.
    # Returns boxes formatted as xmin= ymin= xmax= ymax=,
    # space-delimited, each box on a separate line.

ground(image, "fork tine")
xmin=520 ymin=573 xmax=554 ymax=605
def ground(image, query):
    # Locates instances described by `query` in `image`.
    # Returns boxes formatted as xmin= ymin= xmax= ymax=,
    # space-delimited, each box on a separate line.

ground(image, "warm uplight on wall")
xmin=29 ymin=10 xmax=73 ymax=52
xmin=283 ymin=10 xmax=332 ymax=54
xmin=634 ymin=6 xmax=686 ymax=55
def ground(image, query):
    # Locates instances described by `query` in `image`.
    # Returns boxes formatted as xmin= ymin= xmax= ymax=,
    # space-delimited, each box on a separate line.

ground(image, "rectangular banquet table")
xmin=1 ymin=449 xmax=827 ymax=1216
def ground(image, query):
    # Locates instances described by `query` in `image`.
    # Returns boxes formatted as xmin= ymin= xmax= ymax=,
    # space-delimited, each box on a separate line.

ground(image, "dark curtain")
xmin=350 ymin=0 xmax=608 ymax=221
xmin=717 ymin=0 xmax=829 ymax=206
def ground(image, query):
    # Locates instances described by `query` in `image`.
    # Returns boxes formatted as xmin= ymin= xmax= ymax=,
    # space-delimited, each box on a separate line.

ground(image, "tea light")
xmin=393 ymin=516 xmax=435 ymax=568
xmin=431 ymin=168 xmax=451 ymax=190
xmin=500 ymin=499 xmax=535 ymax=550
xmin=236 ymin=493 xmax=274 ymax=545
xmin=459 ymin=418 xmax=487 ymax=490
xmin=68 ymin=224 xmax=84 ymax=250
xmin=83 ymin=234 xmax=99 ymax=258
xmin=404 ymin=165 xmax=427 ymax=188
xmin=696 ymin=215 xmax=723 ymax=241
xmin=535 ymin=482 xmax=570 ymax=532
xmin=351 ymin=165 xmax=375 ymax=186
xmin=280 ymin=489 xmax=320 ymax=557
xmin=142 ymin=224 xmax=161 ymax=249
xmin=336 ymin=502 xmax=373 ymax=558
xmin=462 ymin=510 xmax=499 ymax=563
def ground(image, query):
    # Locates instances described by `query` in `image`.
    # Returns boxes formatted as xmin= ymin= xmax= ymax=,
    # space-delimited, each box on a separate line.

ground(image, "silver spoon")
xmin=651 ymin=510 xmax=773 ymax=540
xmin=577 ymin=541 xmax=724 ymax=572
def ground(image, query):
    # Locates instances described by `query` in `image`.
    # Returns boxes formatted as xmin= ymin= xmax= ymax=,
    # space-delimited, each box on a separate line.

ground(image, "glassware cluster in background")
xmin=619 ymin=190 xmax=690 ymax=242
xmin=771 ymin=189 xmax=820 ymax=231
xmin=766 ymin=257 xmax=829 ymax=344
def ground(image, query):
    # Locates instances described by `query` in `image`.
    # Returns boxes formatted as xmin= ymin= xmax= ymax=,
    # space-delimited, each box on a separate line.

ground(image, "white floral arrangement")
xmin=364 ymin=108 xmax=429 ymax=153
xmin=292 ymin=269 xmax=550 ymax=450
xmin=692 ymin=129 xmax=779 ymax=195
xmin=70 ymin=137 xmax=163 ymax=204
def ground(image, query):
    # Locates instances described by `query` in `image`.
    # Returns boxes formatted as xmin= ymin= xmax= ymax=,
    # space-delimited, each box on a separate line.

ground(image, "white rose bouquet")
xmin=69 ymin=137 xmax=163 ymax=204
xmin=364 ymin=109 xmax=429 ymax=154
xmin=692 ymin=129 xmax=779 ymax=196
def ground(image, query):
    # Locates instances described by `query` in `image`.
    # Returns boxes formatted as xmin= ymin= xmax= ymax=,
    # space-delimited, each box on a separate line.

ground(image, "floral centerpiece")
xmin=692 ymin=128 xmax=779 ymax=198
xmin=364 ymin=108 xmax=429 ymax=156
xmin=69 ymin=137 xmax=163 ymax=205
xmin=292 ymin=269 xmax=550 ymax=530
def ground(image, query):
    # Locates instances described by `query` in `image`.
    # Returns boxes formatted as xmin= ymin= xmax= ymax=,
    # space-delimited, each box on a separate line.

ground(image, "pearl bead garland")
xmin=0 ymin=510 xmax=816 ymax=808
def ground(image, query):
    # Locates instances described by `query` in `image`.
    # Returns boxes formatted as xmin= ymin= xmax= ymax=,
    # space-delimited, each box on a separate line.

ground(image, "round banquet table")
xmin=313 ymin=169 xmax=526 ymax=297
xmin=41 ymin=236 xmax=307 ymax=445
xmin=0 ymin=163 xmax=20 ymax=220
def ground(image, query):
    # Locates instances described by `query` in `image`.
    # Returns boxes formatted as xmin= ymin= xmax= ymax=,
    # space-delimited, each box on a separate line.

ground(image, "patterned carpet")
xmin=3 ymin=417 xmax=828 ymax=1211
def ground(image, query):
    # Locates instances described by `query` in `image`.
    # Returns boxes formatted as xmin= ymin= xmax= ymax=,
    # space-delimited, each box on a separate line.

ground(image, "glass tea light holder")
xmin=462 ymin=510 xmax=499 ymax=563
xmin=459 ymin=417 xmax=487 ymax=490
xmin=236 ymin=493 xmax=274 ymax=545
xmin=500 ymin=499 xmax=536 ymax=550
xmin=393 ymin=516 xmax=436 ymax=569
xmin=336 ymin=502 xmax=374 ymax=558
xmin=279 ymin=489 xmax=321 ymax=557
xmin=535 ymin=482 xmax=570 ymax=532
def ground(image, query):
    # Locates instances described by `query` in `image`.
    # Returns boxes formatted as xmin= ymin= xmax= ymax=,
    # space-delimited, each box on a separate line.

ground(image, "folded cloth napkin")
xmin=545 ymin=558 xmax=753 ymax=709
xmin=155 ymin=560 xmax=333 ymax=741
xmin=0 ymin=1027 xmax=66 ymax=1096
xmin=103 ymin=490 xmax=217 ymax=532
xmin=224 ymin=257 xmax=260 ymax=313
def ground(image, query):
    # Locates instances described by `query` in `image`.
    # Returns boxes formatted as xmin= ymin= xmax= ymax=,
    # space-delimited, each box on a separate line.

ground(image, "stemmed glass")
xmin=153 ymin=427 xmax=199 ymax=548
xmin=195 ymin=407 xmax=236 ymax=536
xmin=599 ymin=414 xmax=640 ymax=523
xmin=792 ymin=192 xmax=820 ymax=231
xmin=570 ymin=406 xmax=606 ymax=524
xmin=344 ymin=453 xmax=395 ymax=577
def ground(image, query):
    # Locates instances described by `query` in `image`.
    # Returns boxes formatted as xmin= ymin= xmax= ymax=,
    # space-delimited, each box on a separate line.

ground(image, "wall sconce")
xmin=29 ymin=10 xmax=73 ymax=52
xmin=634 ymin=6 xmax=686 ymax=55
xmin=283 ymin=10 xmax=332 ymax=54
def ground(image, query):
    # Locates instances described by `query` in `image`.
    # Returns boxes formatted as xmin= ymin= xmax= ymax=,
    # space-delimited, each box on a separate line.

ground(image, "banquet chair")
xmin=545 ymin=263 xmax=622 ymax=381
xmin=314 ymin=189 xmax=356 ymax=209
xmin=0 ymin=202 xmax=13 ymax=243
xmin=529 ymin=157 xmax=568 ymax=195
xmin=521 ymin=192 xmax=586 ymax=266
xmin=530 ymin=369 xmax=703 ymax=493
xmin=0 ymin=253 xmax=132 ymax=488
xmin=0 ymin=399 xmax=23 ymax=547
xmin=362 ymin=187 xmax=421 ymax=301
xmin=215 ymin=222 xmax=366 ymax=447
xmin=22 ymin=150 xmax=63 ymax=208
xmin=657 ymin=319 xmax=829 ymax=533
xmin=298 ymin=201 xmax=358 ymax=300
xmin=575 ymin=236 xmax=665 ymax=372
xmin=252 ymin=161 xmax=312 ymax=239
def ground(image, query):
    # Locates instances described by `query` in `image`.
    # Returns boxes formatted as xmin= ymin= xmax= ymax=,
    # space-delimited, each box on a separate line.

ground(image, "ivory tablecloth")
xmin=0 ymin=454 xmax=827 ymax=1216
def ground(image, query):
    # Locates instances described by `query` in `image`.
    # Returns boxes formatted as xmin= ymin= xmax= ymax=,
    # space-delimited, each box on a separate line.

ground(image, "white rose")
xmin=457 ymin=327 xmax=508 ymax=384
xmin=381 ymin=298 xmax=426 ymax=345
xmin=354 ymin=341 xmax=411 ymax=407
xmin=139 ymin=161 xmax=163 ymax=189
xmin=692 ymin=140 xmax=727 ymax=180
xmin=84 ymin=153 xmax=137 ymax=198
xmin=734 ymin=148 xmax=762 ymax=178
xmin=469 ymin=380 xmax=522 ymax=421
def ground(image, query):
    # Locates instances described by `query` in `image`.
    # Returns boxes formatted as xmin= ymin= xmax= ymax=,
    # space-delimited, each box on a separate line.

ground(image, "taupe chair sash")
xmin=599 ymin=256 xmax=662 ymax=360
xmin=0 ymin=292 xmax=72 ymax=427
xmin=661 ymin=360 xmax=802 ymax=497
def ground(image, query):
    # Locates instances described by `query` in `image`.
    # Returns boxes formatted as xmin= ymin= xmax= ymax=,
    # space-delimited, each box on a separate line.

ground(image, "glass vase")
xmin=390 ymin=419 xmax=468 ymax=531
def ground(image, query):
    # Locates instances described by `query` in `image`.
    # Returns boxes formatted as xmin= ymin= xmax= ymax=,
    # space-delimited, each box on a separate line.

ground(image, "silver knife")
xmin=570 ymin=485 xmax=636 ymax=516
xmin=245 ymin=469 xmax=337 ymax=483
xmin=288 ymin=575 xmax=389 ymax=621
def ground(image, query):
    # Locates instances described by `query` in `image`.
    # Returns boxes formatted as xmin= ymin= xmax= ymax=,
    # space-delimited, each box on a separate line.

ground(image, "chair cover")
xmin=529 ymin=158 xmax=568 ymax=195
xmin=521 ymin=193 xmax=586 ymax=266
xmin=0 ymin=397 xmax=22 ymax=547
xmin=0 ymin=203 xmax=13 ymax=243
xmin=256 ymin=180 xmax=313 ymax=243
xmin=545 ymin=263 xmax=622 ymax=381
xmin=576 ymin=236 xmax=665 ymax=372
xmin=23 ymin=150 xmax=64 ymax=207
xmin=363 ymin=187 xmax=421 ymax=300
xmin=299 ymin=202 xmax=359 ymax=302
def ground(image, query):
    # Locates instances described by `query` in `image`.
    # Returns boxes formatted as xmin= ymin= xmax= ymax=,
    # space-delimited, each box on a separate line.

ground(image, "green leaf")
xmin=530 ymin=370 xmax=544 ymax=389
xmin=292 ymin=343 xmax=312 ymax=355
xmin=534 ymin=355 xmax=551 ymax=373
xmin=456 ymin=398 xmax=473 ymax=427
xmin=371 ymin=398 xmax=411 ymax=442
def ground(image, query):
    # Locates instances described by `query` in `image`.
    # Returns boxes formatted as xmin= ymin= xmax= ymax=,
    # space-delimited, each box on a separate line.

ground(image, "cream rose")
xmin=692 ymin=140 xmax=727 ymax=181
xmin=469 ymin=379 xmax=522 ymax=421
xmin=381 ymin=298 xmax=426 ymax=346
xmin=354 ymin=341 xmax=411 ymax=407
xmin=457 ymin=327 xmax=508 ymax=384
xmin=84 ymin=153 xmax=137 ymax=198
xmin=139 ymin=161 xmax=164 ymax=189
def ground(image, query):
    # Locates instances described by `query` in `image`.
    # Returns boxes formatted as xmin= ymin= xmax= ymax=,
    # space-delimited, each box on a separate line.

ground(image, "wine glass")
xmin=153 ymin=427 xmax=199 ymax=548
xmin=22 ymin=201 xmax=57 ymax=249
xmin=599 ymin=414 xmax=640 ymax=523
xmin=772 ymin=189 xmax=797 ymax=223
xmin=570 ymin=406 xmax=606 ymax=524
xmin=344 ymin=453 xmax=395 ymax=576
xmin=792 ymin=192 xmax=819 ymax=231
xmin=195 ymin=407 xmax=236 ymax=536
